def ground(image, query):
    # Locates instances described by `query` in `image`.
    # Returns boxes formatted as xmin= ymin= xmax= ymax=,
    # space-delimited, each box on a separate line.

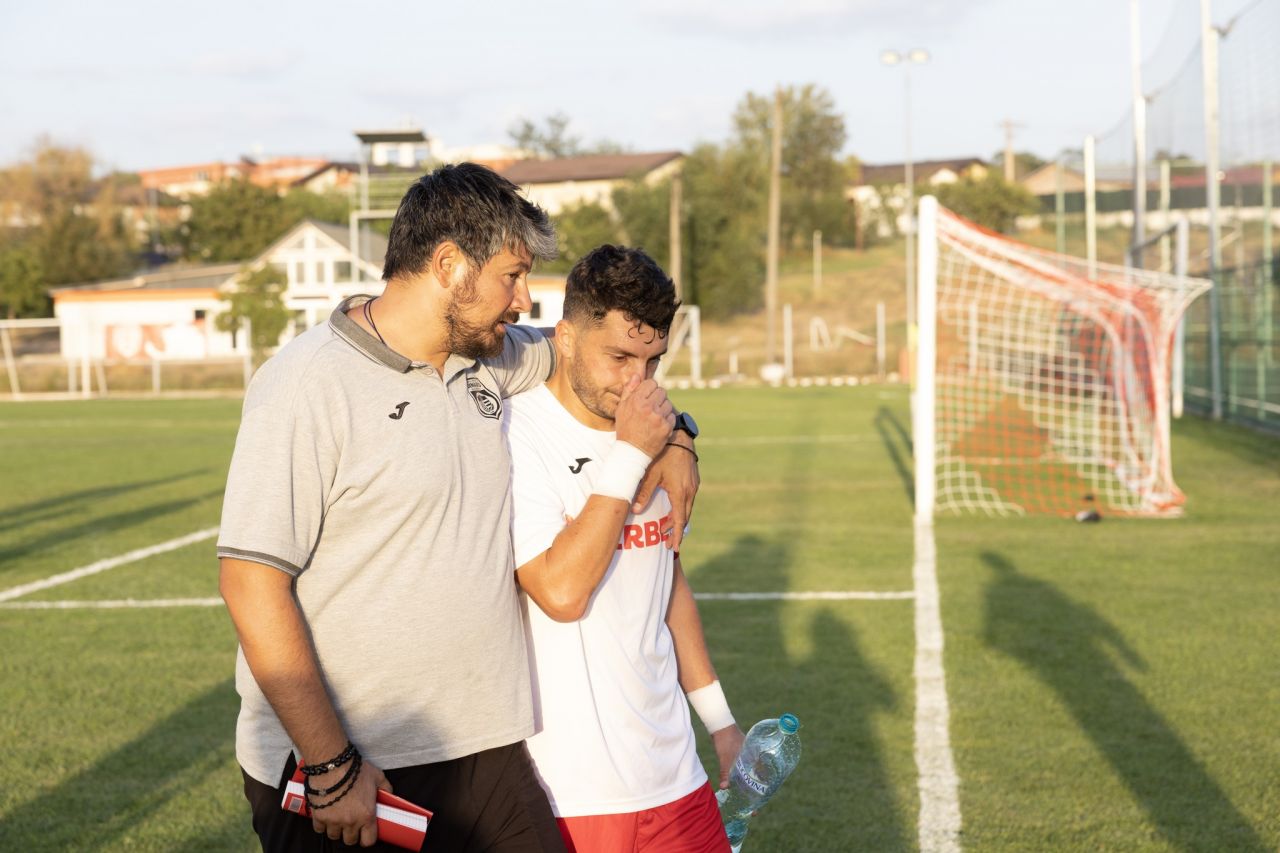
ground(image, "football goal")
xmin=913 ymin=197 xmax=1212 ymax=519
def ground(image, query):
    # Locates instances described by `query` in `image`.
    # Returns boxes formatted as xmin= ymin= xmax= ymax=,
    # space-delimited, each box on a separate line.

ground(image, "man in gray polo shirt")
xmin=218 ymin=164 xmax=696 ymax=852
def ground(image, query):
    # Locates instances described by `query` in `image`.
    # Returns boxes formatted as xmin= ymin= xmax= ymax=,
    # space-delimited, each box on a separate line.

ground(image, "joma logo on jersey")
xmin=616 ymin=514 xmax=673 ymax=551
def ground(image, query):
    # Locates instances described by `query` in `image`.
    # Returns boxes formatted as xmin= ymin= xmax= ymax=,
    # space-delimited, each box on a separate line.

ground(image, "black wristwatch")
xmin=673 ymin=411 xmax=699 ymax=439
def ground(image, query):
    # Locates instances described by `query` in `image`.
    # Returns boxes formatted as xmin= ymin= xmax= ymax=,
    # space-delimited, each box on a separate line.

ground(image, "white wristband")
xmin=687 ymin=680 xmax=735 ymax=734
xmin=592 ymin=441 xmax=653 ymax=502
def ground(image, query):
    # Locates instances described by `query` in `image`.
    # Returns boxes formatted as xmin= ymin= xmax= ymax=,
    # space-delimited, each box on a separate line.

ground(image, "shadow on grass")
xmin=1 ymin=678 xmax=241 ymax=851
xmin=0 ymin=469 xmax=211 ymax=537
xmin=873 ymin=407 xmax=914 ymax=507
xmin=0 ymin=490 xmax=224 ymax=571
xmin=981 ymin=551 xmax=1267 ymax=852
xmin=695 ymin=534 xmax=909 ymax=851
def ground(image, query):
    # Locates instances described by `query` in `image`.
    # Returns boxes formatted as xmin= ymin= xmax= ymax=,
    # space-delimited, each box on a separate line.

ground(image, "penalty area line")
xmin=0 ymin=527 xmax=220 ymax=604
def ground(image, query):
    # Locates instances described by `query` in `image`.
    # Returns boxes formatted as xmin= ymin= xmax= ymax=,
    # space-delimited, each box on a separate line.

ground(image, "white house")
xmin=50 ymin=219 xmax=568 ymax=362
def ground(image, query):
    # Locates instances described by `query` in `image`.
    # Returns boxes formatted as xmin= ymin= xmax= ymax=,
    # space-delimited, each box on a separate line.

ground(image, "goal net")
xmin=914 ymin=197 xmax=1212 ymax=519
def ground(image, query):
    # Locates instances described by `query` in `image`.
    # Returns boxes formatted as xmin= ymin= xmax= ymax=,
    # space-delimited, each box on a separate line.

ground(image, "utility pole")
xmin=998 ymin=119 xmax=1024 ymax=183
xmin=668 ymin=171 xmax=683 ymax=301
xmin=765 ymin=88 xmax=783 ymax=367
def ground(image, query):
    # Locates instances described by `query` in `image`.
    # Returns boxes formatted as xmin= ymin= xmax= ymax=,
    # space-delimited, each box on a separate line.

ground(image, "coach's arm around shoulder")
xmin=219 ymin=559 xmax=393 ymax=847
xmin=516 ymin=376 xmax=674 ymax=622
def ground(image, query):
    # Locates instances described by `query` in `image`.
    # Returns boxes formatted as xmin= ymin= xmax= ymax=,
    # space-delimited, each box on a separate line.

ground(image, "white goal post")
xmin=913 ymin=196 xmax=1212 ymax=520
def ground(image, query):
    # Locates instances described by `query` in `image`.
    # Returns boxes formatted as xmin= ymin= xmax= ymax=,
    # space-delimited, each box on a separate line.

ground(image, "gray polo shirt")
xmin=217 ymin=296 xmax=555 ymax=785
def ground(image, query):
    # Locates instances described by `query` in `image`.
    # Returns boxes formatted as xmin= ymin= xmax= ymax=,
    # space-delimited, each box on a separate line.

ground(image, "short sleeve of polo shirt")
xmin=487 ymin=324 xmax=555 ymax=398
xmin=216 ymin=363 xmax=336 ymax=576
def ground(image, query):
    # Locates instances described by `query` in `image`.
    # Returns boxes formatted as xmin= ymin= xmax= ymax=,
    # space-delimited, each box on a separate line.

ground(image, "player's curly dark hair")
xmin=562 ymin=245 xmax=680 ymax=338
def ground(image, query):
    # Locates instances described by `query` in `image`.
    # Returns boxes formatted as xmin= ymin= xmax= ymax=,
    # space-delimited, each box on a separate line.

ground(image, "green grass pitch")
xmin=0 ymin=389 xmax=1276 ymax=851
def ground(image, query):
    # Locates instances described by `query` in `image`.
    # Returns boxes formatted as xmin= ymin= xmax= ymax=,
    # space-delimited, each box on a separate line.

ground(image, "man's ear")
xmin=555 ymin=319 xmax=575 ymax=361
xmin=430 ymin=241 xmax=467 ymax=289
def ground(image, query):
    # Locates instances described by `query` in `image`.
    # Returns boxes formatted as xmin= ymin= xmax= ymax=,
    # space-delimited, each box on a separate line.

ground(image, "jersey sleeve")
xmin=216 ymin=365 xmax=335 ymax=576
xmin=487 ymin=324 xmax=556 ymax=398
xmin=507 ymin=416 xmax=569 ymax=569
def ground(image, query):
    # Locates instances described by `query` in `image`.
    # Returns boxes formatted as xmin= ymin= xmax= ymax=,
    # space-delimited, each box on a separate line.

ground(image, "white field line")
xmin=695 ymin=591 xmax=913 ymax=601
xmin=913 ymin=519 xmax=963 ymax=852
xmin=0 ymin=597 xmax=223 ymax=610
xmin=698 ymin=434 xmax=879 ymax=447
xmin=0 ymin=527 xmax=220 ymax=604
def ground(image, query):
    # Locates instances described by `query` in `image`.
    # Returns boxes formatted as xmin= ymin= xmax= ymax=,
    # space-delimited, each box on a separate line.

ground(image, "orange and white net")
xmin=929 ymin=207 xmax=1211 ymax=517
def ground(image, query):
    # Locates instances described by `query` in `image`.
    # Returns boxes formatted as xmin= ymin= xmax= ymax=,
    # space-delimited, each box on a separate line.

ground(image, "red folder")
xmin=281 ymin=763 xmax=431 ymax=852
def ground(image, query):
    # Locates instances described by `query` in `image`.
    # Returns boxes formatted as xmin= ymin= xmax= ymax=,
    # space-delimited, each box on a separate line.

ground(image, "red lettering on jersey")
xmin=644 ymin=521 xmax=661 ymax=546
xmin=623 ymin=524 xmax=644 ymax=549
xmin=660 ymin=513 xmax=673 ymax=545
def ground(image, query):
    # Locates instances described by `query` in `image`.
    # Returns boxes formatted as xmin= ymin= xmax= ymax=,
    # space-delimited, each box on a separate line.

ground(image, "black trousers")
xmin=242 ymin=743 xmax=565 ymax=853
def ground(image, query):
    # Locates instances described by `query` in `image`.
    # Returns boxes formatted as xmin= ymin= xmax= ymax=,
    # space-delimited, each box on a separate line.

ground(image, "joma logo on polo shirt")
xmin=616 ymin=514 xmax=673 ymax=551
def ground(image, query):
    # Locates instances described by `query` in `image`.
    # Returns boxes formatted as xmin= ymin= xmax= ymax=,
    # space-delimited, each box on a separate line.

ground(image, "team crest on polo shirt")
xmin=466 ymin=377 xmax=502 ymax=419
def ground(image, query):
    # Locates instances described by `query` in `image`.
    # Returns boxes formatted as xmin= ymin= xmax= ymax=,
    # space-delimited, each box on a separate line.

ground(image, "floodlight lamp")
xmin=880 ymin=50 xmax=902 ymax=66
xmin=908 ymin=49 xmax=930 ymax=64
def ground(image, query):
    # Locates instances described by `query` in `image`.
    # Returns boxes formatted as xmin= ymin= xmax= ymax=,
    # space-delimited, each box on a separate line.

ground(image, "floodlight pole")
xmin=1201 ymin=0 xmax=1224 ymax=420
xmin=1130 ymin=0 xmax=1148 ymax=267
xmin=882 ymin=48 xmax=930 ymax=382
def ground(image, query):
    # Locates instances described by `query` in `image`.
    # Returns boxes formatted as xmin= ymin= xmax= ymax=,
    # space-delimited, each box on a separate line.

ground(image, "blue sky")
xmin=0 ymin=0 xmax=1254 ymax=172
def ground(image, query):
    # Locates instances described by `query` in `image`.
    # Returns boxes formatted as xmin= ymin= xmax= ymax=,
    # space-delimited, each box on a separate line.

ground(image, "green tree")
xmin=215 ymin=264 xmax=291 ymax=364
xmin=184 ymin=180 xmax=286 ymax=262
xmin=731 ymin=84 xmax=852 ymax=247
xmin=935 ymin=173 xmax=1040 ymax=233
xmin=681 ymin=144 xmax=766 ymax=320
xmin=184 ymin=182 xmax=353 ymax=263
xmin=510 ymin=113 xmax=583 ymax=159
xmin=543 ymin=202 xmax=622 ymax=273
xmin=0 ymin=243 xmax=45 ymax=318
xmin=509 ymin=113 xmax=628 ymax=159
xmin=612 ymin=179 xmax=671 ymax=263
xmin=0 ymin=138 xmax=136 ymax=288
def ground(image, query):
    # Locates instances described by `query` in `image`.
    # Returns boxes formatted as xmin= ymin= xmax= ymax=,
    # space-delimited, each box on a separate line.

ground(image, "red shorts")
xmin=556 ymin=782 xmax=731 ymax=853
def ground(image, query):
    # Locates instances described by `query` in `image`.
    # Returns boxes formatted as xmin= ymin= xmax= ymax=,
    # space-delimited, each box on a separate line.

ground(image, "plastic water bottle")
xmin=716 ymin=713 xmax=802 ymax=852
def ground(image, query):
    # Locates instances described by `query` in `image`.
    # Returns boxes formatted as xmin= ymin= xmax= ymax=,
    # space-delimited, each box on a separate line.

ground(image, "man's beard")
xmin=444 ymin=272 xmax=515 ymax=359
xmin=567 ymin=355 xmax=618 ymax=423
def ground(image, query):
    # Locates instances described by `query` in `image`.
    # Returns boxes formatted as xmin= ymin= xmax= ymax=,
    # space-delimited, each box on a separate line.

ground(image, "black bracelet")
xmin=307 ymin=755 xmax=363 ymax=810
xmin=299 ymin=742 xmax=357 ymax=776
xmin=304 ymin=752 xmax=362 ymax=797
xmin=666 ymin=442 xmax=699 ymax=463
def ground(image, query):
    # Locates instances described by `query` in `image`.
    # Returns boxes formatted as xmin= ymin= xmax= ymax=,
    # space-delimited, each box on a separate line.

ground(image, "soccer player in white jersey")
xmin=504 ymin=245 xmax=744 ymax=852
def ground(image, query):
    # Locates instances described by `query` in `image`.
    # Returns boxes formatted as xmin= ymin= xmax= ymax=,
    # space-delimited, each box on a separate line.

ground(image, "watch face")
xmin=677 ymin=411 xmax=699 ymax=438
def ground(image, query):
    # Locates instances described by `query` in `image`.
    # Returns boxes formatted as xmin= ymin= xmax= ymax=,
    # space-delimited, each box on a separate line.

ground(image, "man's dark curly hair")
xmin=382 ymin=163 xmax=556 ymax=282
xmin=562 ymin=245 xmax=680 ymax=337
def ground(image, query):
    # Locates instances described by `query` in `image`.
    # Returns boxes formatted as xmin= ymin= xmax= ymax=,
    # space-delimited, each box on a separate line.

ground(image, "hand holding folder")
xmin=282 ymin=763 xmax=432 ymax=852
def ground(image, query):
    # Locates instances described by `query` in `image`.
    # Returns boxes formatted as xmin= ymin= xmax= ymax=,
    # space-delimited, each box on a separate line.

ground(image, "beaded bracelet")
xmin=299 ymin=742 xmax=357 ymax=776
xmin=306 ymin=757 xmax=363 ymax=811
xmin=304 ymin=752 xmax=362 ymax=798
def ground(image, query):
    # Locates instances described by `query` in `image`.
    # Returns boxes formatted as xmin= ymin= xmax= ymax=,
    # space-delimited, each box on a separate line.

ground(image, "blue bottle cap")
xmin=779 ymin=713 xmax=800 ymax=733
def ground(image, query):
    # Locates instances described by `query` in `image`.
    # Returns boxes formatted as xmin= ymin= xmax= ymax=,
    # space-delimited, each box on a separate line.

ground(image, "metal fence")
xmin=1183 ymin=257 xmax=1280 ymax=428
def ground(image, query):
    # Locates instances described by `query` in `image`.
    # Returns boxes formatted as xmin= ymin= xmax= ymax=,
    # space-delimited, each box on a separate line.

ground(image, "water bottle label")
xmin=733 ymin=756 xmax=769 ymax=796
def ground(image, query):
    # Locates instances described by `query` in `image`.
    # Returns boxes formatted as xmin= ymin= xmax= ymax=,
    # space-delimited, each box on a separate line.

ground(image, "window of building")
xmin=316 ymin=261 xmax=325 ymax=283
xmin=296 ymin=261 xmax=307 ymax=283
xmin=194 ymin=309 xmax=206 ymax=321
xmin=335 ymin=261 xmax=352 ymax=281
xmin=529 ymin=302 xmax=542 ymax=320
